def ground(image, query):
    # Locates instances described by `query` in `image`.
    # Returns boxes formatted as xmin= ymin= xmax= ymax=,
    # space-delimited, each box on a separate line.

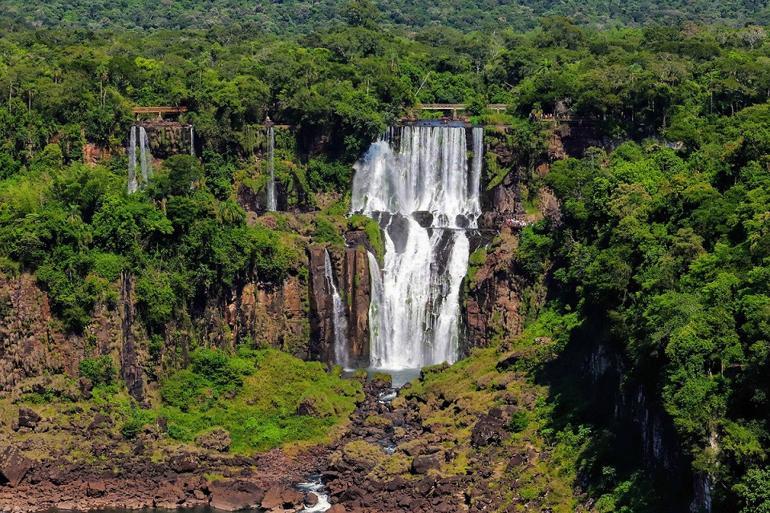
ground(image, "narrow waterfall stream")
xmin=189 ymin=126 xmax=195 ymax=156
xmin=127 ymin=126 xmax=138 ymax=194
xmin=352 ymin=124 xmax=483 ymax=372
xmin=266 ymin=126 xmax=277 ymax=211
xmin=138 ymin=126 xmax=152 ymax=183
xmin=127 ymin=125 xmax=153 ymax=193
xmin=324 ymin=249 xmax=350 ymax=369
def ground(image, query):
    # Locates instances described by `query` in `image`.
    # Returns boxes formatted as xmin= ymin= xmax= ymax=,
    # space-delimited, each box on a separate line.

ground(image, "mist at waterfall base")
xmin=350 ymin=124 xmax=483 ymax=383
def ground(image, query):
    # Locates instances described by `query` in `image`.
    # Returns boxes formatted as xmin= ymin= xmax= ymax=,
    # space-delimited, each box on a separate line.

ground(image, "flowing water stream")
xmin=127 ymin=125 xmax=153 ymax=193
xmin=324 ymin=249 xmax=350 ymax=369
xmin=266 ymin=126 xmax=277 ymax=211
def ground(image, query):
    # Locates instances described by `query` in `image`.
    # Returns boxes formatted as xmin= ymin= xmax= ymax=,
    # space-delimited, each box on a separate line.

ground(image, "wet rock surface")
xmin=314 ymin=378 xmax=474 ymax=513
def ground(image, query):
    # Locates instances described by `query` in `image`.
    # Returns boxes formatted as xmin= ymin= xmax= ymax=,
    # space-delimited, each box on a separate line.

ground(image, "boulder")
xmin=168 ymin=453 xmax=197 ymax=473
xmin=209 ymin=480 xmax=264 ymax=512
xmin=471 ymin=413 xmax=506 ymax=447
xmin=305 ymin=492 xmax=319 ymax=507
xmin=0 ymin=446 xmax=34 ymax=487
xmin=196 ymin=428 xmax=231 ymax=452
xmin=261 ymin=485 xmax=303 ymax=511
xmin=88 ymin=413 xmax=113 ymax=431
xmin=86 ymin=480 xmax=107 ymax=497
xmin=17 ymin=408 xmax=41 ymax=430
xmin=411 ymin=453 xmax=441 ymax=475
xmin=297 ymin=396 xmax=328 ymax=417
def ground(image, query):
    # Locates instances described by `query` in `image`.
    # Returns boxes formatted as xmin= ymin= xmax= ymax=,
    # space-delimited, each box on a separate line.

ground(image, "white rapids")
xmin=297 ymin=476 xmax=332 ymax=513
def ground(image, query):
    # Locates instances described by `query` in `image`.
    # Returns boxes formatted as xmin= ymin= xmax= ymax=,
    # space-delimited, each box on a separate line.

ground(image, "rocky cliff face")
xmin=463 ymin=125 xmax=555 ymax=353
xmin=0 ymin=272 xmax=147 ymax=401
xmin=463 ymin=228 xmax=525 ymax=353
xmin=0 ymin=267 xmax=314 ymax=400
xmin=141 ymin=122 xmax=194 ymax=159
xmin=198 ymin=275 xmax=309 ymax=358
xmin=0 ymin=273 xmax=77 ymax=394
xmin=308 ymin=246 xmax=337 ymax=363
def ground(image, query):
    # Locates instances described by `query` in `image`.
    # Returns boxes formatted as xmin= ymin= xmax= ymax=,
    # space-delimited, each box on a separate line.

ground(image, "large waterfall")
xmin=352 ymin=125 xmax=483 ymax=370
xmin=127 ymin=125 xmax=153 ymax=194
xmin=324 ymin=249 xmax=350 ymax=368
xmin=266 ymin=126 xmax=277 ymax=211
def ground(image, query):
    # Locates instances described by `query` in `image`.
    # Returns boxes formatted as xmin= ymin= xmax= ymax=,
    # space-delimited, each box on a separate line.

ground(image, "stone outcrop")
xmin=479 ymin=127 xmax=526 ymax=231
xmin=196 ymin=429 xmax=232 ymax=453
xmin=0 ymin=447 xmax=33 ymax=487
xmin=343 ymin=232 xmax=373 ymax=367
xmin=463 ymin=228 xmax=525 ymax=352
xmin=232 ymin=277 xmax=307 ymax=357
xmin=139 ymin=121 xmax=194 ymax=159
xmin=309 ymin=246 xmax=336 ymax=363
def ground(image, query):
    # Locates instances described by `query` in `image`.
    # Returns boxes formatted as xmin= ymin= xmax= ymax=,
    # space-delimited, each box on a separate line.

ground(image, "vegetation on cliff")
xmin=158 ymin=348 xmax=363 ymax=452
xmin=517 ymin=104 xmax=770 ymax=512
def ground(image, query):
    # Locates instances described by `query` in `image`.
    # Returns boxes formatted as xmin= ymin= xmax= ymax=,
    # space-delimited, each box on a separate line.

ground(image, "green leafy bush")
xmin=79 ymin=356 xmax=115 ymax=387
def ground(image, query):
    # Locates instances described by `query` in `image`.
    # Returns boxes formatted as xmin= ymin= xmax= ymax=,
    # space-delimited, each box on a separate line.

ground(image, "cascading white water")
xmin=352 ymin=125 xmax=484 ymax=370
xmin=324 ymin=249 xmax=350 ymax=368
xmin=266 ymin=126 xmax=277 ymax=211
xmin=127 ymin=126 xmax=139 ymax=194
xmin=366 ymin=251 xmax=386 ymax=364
xmin=138 ymin=126 xmax=152 ymax=183
xmin=189 ymin=126 xmax=195 ymax=156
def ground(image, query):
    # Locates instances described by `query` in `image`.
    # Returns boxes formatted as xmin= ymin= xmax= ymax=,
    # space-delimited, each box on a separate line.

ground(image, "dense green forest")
xmin=0 ymin=6 xmax=769 ymax=513
xmin=3 ymin=0 xmax=769 ymax=32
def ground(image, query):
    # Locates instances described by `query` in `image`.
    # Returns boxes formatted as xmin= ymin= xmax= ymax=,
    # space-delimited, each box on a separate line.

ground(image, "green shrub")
xmin=307 ymin=158 xmax=352 ymax=193
xmin=348 ymin=214 xmax=384 ymax=262
xmin=313 ymin=216 xmax=344 ymax=246
xmin=190 ymin=348 xmax=255 ymax=391
xmin=160 ymin=369 xmax=212 ymax=412
xmin=136 ymin=269 xmax=177 ymax=329
xmin=121 ymin=405 xmax=154 ymax=439
xmin=508 ymin=411 xmax=529 ymax=433
xmin=79 ymin=356 xmax=115 ymax=386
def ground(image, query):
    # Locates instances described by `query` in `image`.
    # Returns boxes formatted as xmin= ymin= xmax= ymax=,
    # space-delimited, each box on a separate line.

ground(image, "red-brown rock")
xmin=209 ymin=480 xmax=264 ymax=512
xmin=0 ymin=446 xmax=33 ymax=487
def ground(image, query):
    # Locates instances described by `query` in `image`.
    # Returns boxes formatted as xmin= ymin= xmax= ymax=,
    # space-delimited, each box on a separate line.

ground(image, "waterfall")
xmin=127 ymin=126 xmax=138 ymax=194
xmin=266 ymin=126 xmax=277 ymax=211
xmin=471 ymin=126 xmax=484 ymax=217
xmin=189 ymin=126 xmax=195 ymax=156
xmin=324 ymin=249 xmax=350 ymax=368
xmin=352 ymin=125 xmax=483 ymax=370
xmin=367 ymin=251 xmax=386 ymax=363
xmin=138 ymin=126 xmax=153 ymax=183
